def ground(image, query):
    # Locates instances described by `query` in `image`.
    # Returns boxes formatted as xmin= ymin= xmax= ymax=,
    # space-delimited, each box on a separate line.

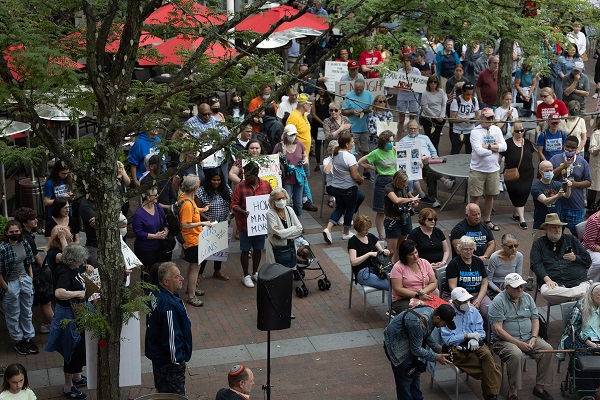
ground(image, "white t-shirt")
xmin=0 ymin=388 xmax=37 ymax=400
xmin=469 ymin=125 xmax=507 ymax=172
xmin=277 ymin=97 xmax=297 ymax=119
xmin=323 ymin=156 xmax=333 ymax=186
xmin=331 ymin=151 xmax=358 ymax=189
xmin=494 ymin=106 xmax=519 ymax=138
xmin=450 ymin=96 xmax=479 ymax=132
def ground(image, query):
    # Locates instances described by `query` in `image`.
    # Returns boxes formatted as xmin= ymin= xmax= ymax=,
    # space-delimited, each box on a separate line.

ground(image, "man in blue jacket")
xmin=128 ymin=129 xmax=162 ymax=187
xmin=145 ymin=262 xmax=192 ymax=395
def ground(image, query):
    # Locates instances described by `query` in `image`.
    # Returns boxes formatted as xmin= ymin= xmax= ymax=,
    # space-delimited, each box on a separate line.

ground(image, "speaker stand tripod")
xmin=262 ymin=330 xmax=272 ymax=400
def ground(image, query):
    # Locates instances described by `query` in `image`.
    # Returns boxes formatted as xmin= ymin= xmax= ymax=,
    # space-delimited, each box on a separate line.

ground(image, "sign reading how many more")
xmin=197 ymin=221 xmax=229 ymax=264
xmin=246 ymin=194 xmax=270 ymax=237
xmin=384 ymin=71 xmax=429 ymax=94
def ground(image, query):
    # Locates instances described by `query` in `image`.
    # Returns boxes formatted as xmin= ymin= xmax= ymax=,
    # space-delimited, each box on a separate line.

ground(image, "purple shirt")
xmin=132 ymin=204 xmax=165 ymax=251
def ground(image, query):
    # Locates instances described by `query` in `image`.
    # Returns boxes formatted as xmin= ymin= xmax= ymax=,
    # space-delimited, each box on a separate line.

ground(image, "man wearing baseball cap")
xmin=340 ymin=60 xmax=364 ymax=82
xmin=563 ymin=60 xmax=590 ymax=109
xmin=489 ymin=273 xmax=554 ymax=400
xmin=530 ymin=213 xmax=591 ymax=304
xmin=384 ymin=304 xmax=455 ymax=399
xmin=441 ymin=288 xmax=501 ymax=400
xmin=468 ymin=107 xmax=507 ymax=232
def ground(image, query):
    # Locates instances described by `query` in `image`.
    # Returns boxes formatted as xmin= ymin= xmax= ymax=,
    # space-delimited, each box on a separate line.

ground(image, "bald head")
xmin=465 ymin=203 xmax=482 ymax=225
xmin=539 ymin=160 xmax=555 ymax=182
xmin=198 ymin=103 xmax=211 ymax=122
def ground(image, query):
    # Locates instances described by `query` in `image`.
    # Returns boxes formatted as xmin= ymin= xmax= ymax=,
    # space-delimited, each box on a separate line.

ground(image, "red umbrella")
xmin=235 ymin=5 xmax=327 ymax=34
xmin=145 ymin=1 xmax=227 ymax=27
xmin=137 ymin=35 xmax=236 ymax=66
xmin=62 ymin=24 xmax=162 ymax=53
xmin=3 ymin=45 xmax=84 ymax=81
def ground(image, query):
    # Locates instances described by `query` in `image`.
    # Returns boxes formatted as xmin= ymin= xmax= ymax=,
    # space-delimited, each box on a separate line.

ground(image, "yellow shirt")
xmin=286 ymin=109 xmax=311 ymax=154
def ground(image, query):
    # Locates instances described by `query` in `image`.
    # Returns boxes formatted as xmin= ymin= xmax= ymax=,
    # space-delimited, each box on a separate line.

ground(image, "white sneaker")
xmin=498 ymin=181 xmax=504 ymax=192
xmin=39 ymin=324 xmax=50 ymax=334
xmin=593 ymin=93 xmax=599 ymax=99
xmin=251 ymin=272 xmax=259 ymax=282
xmin=432 ymin=200 xmax=441 ymax=208
xmin=443 ymin=179 xmax=456 ymax=190
xmin=323 ymin=228 xmax=332 ymax=244
xmin=242 ymin=275 xmax=255 ymax=288
xmin=342 ymin=231 xmax=356 ymax=240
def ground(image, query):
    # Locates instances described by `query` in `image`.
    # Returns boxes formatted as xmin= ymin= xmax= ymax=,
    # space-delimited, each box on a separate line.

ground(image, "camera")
xmin=397 ymin=205 xmax=415 ymax=216
xmin=404 ymin=360 xmax=427 ymax=378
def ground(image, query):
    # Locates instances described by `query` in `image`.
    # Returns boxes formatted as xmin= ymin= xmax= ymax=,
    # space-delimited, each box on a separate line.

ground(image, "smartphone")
xmin=562 ymin=180 xmax=568 ymax=192
xmin=566 ymin=246 xmax=573 ymax=253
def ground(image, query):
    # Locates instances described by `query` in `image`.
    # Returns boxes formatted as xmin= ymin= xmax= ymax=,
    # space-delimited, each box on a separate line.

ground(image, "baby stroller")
xmin=292 ymin=238 xmax=331 ymax=298
xmin=560 ymin=330 xmax=600 ymax=399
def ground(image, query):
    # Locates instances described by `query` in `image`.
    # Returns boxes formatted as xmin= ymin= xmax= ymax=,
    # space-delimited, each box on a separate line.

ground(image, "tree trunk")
xmin=82 ymin=124 xmax=126 ymax=400
xmin=498 ymin=38 xmax=514 ymax=102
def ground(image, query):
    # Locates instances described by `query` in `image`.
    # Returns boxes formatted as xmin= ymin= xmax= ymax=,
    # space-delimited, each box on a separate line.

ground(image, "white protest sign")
xmin=207 ymin=227 xmax=233 ymax=261
xmin=246 ymin=194 xmax=270 ymax=237
xmin=396 ymin=139 xmax=422 ymax=180
xmin=324 ymin=61 xmax=348 ymax=93
xmin=384 ymin=71 xmax=429 ymax=93
xmin=121 ymin=237 xmax=141 ymax=269
xmin=200 ymin=145 xmax=223 ymax=168
xmin=197 ymin=221 xmax=229 ymax=264
xmin=243 ymin=154 xmax=281 ymax=189
xmin=376 ymin=121 xmax=398 ymax=137
xmin=335 ymin=78 xmax=384 ymax=98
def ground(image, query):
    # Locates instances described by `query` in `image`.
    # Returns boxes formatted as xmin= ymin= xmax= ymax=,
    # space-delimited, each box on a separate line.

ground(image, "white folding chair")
xmin=348 ymin=271 xmax=387 ymax=322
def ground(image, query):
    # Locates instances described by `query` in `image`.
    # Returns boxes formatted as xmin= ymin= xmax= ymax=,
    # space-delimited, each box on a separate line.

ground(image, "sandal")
xmin=187 ymin=297 xmax=204 ymax=307
xmin=484 ymin=221 xmax=500 ymax=231
xmin=195 ymin=287 xmax=205 ymax=296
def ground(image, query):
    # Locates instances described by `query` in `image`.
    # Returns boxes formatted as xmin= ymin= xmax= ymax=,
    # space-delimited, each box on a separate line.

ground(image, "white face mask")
xmin=459 ymin=303 xmax=470 ymax=312
xmin=120 ymin=227 xmax=128 ymax=237
xmin=288 ymin=134 xmax=296 ymax=142
xmin=275 ymin=199 xmax=287 ymax=209
xmin=263 ymin=94 xmax=270 ymax=100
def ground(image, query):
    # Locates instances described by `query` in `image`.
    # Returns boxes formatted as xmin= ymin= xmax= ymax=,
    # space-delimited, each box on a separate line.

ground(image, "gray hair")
xmin=180 ymin=175 xmax=200 ymax=193
xmin=329 ymin=101 xmax=341 ymax=110
xmin=581 ymin=282 xmax=600 ymax=326
xmin=354 ymin=78 xmax=366 ymax=87
xmin=158 ymin=262 xmax=177 ymax=284
xmin=268 ymin=187 xmax=290 ymax=209
xmin=327 ymin=140 xmax=339 ymax=155
xmin=143 ymin=185 xmax=157 ymax=199
xmin=457 ymin=236 xmax=476 ymax=249
xmin=489 ymin=55 xmax=499 ymax=64
xmin=62 ymin=244 xmax=90 ymax=267
xmin=501 ymin=233 xmax=517 ymax=245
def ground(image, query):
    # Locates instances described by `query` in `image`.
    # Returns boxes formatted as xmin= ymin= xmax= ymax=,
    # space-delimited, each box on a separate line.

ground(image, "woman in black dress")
xmin=311 ymin=81 xmax=334 ymax=170
xmin=499 ymin=121 xmax=535 ymax=229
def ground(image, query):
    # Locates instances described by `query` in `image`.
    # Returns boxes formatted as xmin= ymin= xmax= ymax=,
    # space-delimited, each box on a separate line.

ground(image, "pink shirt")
xmin=390 ymin=258 xmax=435 ymax=303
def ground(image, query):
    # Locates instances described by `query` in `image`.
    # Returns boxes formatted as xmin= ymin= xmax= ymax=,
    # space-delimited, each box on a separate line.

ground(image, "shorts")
xmin=384 ymin=217 xmax=412 ymax=238
xmin=396 ymin=99 xmax=419 ymax=113
xmin=373 ymin=175 xmax=393 ymax=212
xmin=184 ymin=246 xmax=199 ymax=264
xmin=239 ymin=230 xmax=266 ymax=252
xmin=468 ymin=169 xmax=500 ymax=196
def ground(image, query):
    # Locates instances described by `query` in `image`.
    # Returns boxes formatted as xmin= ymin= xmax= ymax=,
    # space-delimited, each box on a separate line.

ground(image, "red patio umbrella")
xmin=62 ymin=24 xmax=163 ymax=53
xmin=3 ymin=45 xmax=84 ymax=81
xmin=235 ymin=5 xmax=328 ymax=34
xmin=145 ymin=1 xmax=227 ymax=27
xmin=137 ymin=35 xmax=236 ymax=66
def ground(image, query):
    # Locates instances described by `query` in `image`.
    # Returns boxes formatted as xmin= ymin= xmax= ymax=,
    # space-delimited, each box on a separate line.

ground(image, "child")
xmin=0 ymin=363 xmax=36 ymax=400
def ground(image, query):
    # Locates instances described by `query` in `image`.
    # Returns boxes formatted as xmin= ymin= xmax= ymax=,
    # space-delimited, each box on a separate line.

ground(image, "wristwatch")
xmin=487 ymin=144 xmax=491 ymax=150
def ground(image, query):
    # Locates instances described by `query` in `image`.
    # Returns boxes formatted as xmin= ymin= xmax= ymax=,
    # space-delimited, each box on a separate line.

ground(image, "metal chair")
xmin=435 ymin=265 xmax=447 ymax=296
xmin=348 ymin=271 xmax=387 ymax=322
xmin=557 ymin=301 xmax=577 ymax=373
xmin=428 ymin=328 xmax=461 ymax=399
xmin=576 ymin=221 xmax=587 ymax=240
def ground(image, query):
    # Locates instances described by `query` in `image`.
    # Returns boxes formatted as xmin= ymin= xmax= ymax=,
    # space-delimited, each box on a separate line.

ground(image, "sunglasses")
xmin=329 ymin=109 xmax=339 ymax=112
xmin=376 ymin=100 xmax=386 ymax=103
xmin=426 ymin=217 xmax=438 ymax=222
xmin=504 ymin=244 xmax=519 ymax=249
xmin=201 ymin=113 xmax=212 ymax=117
xmin=541 ymin=94 xmax=549 ymax=99
xmin=513 ymin=129 xmax=524 ymax=133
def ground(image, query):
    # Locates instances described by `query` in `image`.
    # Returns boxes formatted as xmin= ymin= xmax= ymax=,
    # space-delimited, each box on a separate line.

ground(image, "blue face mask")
xmin=542 ymin=171 xmax=554 ymax=181
xmin=386 ymin=142 xmax=393 ymax=150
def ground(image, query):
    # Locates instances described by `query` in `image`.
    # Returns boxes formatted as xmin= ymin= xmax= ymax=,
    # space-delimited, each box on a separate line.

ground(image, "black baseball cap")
xmin=436 ymin=304 xmax=456 ymax=330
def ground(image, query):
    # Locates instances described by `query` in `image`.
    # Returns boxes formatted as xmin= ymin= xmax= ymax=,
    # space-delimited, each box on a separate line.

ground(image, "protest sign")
xmin=198 ymin=221 xmax=229 ymax=264
xmin=324 ymin=61 xmax=348 ymax=92
xmin=207 ymin=227 xmax=233 ymax=261
xmin=243 ymin=154 xmax=281 ymax=189
xmin=384 ymin=71 xmax=429 ymax=93
xmin=335 ymin=78 xmax=384 ymax=98
xmin=246 ymin=194 xmax=270 ymax=237
xmin=396 ymin=139 xmax=422 ymax=180
xmin=121 ymin=237 xmax=141 ymax=270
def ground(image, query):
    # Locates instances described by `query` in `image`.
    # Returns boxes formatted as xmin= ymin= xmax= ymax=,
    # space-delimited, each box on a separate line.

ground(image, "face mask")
xmin=232 ymin=101 xmax=242 ymax=107
xmin=288 ymin=134 xmax=296 ymax=142
xmin=385 ymin=142 xmax=393 ymax=150
xmin=263 ymin=94 xmax=270 ymax=100
xmin=565 ymin=151 xmax=576 ymax=158
xmin=568 ymin=109 xmax=580 ymax=116
xmin=542 ymin=171 xmax=554 ymax=181
xmin=7 ymin=234 xmax=21 ymax=242
xmin=463 ymin=94 xmax=472 ymax=101
xmin=459 ymin=303 xmax=470 ymax=312
xmin=275 ymin=199 xmax=286 ymax=209
xmin=212 ymin=107 xmax=221 ymax=113
xmin=120 ymin=227 xmax=128 ymax=237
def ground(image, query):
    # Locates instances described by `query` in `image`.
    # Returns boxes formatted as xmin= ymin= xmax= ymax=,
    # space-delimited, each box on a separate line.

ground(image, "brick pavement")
xmin=5 ymin=69 xmax=600 ymax=398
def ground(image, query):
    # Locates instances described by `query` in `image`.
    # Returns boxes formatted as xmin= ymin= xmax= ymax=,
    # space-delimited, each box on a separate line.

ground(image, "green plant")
xmin=0 ymin=214 xmax=7 ymax=236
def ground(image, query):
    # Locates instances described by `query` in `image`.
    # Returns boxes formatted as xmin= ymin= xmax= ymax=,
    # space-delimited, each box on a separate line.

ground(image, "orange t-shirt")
xmin=248 ymin=97 xmax=278 ymax=132
xmin=178 ymin=195 xmax=201 ymax=248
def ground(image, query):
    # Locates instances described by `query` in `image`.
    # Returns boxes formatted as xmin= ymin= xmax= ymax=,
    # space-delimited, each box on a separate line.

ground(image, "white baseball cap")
xmin=451 ymin=287 xmax=473 ymax=302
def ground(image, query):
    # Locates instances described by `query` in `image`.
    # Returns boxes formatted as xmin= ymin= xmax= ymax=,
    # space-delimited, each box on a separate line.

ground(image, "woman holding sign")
xmin=179 ymin=175 xmax=213 ymax=307
xmin=196 ymin=168 xmax=232 ymax=281
xmin=266 ymin=188 xmax=303 ymax=269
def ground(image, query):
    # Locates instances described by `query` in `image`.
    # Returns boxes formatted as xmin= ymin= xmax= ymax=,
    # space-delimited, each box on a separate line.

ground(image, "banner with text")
xmin=324 ymin=61 xmax=348 ymax=93
xmin=246 ymin=194 xmax=270 ymax=237
xmin=207 ymin=227 xmax=233 ymax=262
xmin=335 ymin=78 xmax=384 ymax=98
xmin=384 ymin=71 xmax=428 ymax=94
xmin=396 ymin=139 xmax=422 ymax=180
xmin=198 ymin=221 xmax=229 ymax=264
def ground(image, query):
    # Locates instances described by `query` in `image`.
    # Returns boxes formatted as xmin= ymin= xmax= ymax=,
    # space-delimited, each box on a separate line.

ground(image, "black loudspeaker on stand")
xmin=257 ymin=263 xmax=293 ymax=400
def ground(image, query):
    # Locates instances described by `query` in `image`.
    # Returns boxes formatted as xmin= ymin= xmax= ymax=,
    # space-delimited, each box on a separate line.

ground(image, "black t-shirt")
xmin=383 ymin=183 xmax=407 ymax=218
xmin=54 ymin=262 xmax=86 ymax=308
xmin=347 ymin=233 xmax=378 ymax=277
xmin=79 ymin=198 xmax=97 ymax=247
xmin=444 ymin=256 xmax=487 ymax=294
xmin=450 ymin=220 xmax=494 ymax=258
xmin=43 ymin=248 xmax=62 ymax=275
xmin=215 ymin=388 xmax=245 ymax=400
xmin=45 ymin=217 xmax=80 ymax=240
xmin=407 ymin=226 xmax=446 ymax=264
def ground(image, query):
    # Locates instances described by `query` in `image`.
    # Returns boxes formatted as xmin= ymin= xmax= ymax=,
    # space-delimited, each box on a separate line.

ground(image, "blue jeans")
xmin=3 ymin=276 xmax=35 ymax=341
xmin=356 ymin=268 xmax=390 ymax=290
xmin=284 ymin=183 xmax=304 ymax=218
xmin=329 ymin=186 xmax=363 ymax=228
xmin=387 ymin=350 xmax=423 ymax=400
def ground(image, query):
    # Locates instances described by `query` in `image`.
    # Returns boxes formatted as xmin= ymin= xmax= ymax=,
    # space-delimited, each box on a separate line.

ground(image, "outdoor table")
xmin=428 ymin=154 xmax=471 ymax=212
xmin=35 ymin=104 xmax=86 ymax=142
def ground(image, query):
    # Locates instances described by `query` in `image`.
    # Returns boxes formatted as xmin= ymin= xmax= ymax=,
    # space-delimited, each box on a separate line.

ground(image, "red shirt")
xmin=359 ymin=50 xmax=383 ymax=78
xmin=536 ymin=99 xmax=568 ymax=121
xmin=476 ymin=68 xmax=498 ymax=105
xmin=230 ymin=178 xmax=272 ymax=232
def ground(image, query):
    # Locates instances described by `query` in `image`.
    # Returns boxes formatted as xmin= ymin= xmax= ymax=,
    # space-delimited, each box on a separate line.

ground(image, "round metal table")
xmin=428 ymin=154 xmax=472 ymax=211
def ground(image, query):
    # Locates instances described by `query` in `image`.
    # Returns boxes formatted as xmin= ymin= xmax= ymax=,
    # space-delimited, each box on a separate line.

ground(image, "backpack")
xmin=275 ymin=142 xmax=290 ymax=181
xmin=165 ymin=199 xmax=193 ymax=236
xmin=256 ymin=130 xmax=274 ymax=154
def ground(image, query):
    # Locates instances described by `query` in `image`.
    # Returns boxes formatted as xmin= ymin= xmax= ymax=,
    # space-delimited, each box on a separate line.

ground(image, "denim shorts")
xmin=384 ymin=217 xmax=412 ymax=238
xmin=239 ymin=230 xmax=266 ymax=252
xmin=396 ymin=99 xmax=419 ymax=113
xmin=373 ymin=175 xmax=393 ymax=212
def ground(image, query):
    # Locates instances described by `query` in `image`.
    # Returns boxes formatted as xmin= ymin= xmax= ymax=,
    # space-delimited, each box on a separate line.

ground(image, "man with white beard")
xmin=530 ymin=213 xmax=592 ymax=304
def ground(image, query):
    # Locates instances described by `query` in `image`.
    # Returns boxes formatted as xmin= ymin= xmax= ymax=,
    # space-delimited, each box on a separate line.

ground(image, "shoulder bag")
xmin=503 ymin=141 xmax=523 ymax=182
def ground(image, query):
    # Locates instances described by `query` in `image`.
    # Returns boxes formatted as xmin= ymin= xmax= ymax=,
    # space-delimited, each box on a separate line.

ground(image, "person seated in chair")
xmin=558 ymin=282 xmax=600 ymax=355
xmin=450 ymin=203 xmax=495 ymax=260
xmin=530 ymin=213 xmax=592 ymax=304
xmin=489 ymin=273 xmax=554 ymax=400
xmin=441 ymin=287 xmax=501 ymax=400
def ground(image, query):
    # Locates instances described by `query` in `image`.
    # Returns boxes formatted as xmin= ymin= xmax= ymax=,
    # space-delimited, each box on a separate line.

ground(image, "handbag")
xmin=271 ymin=241 xmax=296 ymax=269
xmin=503 ymin=140 xmax=523 ymax=182
xmin=369 ymin=250 xmax=393 ymax=280
xmin=159 ymin=207 xmax=177 ymax=253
